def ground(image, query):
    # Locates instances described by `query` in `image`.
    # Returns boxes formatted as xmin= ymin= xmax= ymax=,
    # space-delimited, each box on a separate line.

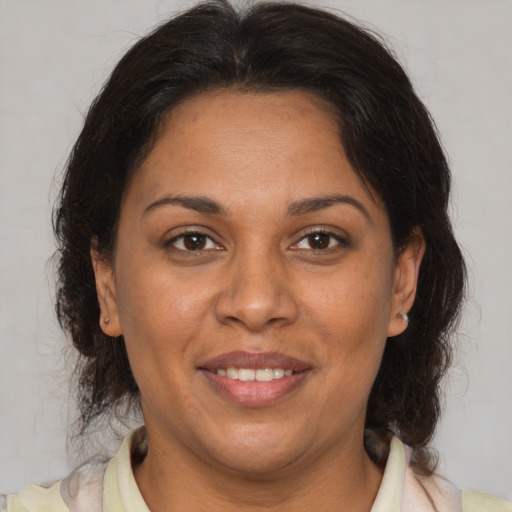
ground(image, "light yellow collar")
xmin=102 ymin=429 xmax=461 ymax=512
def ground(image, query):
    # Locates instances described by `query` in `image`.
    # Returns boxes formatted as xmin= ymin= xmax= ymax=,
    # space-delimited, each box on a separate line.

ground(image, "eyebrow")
xmin=142 ymin=193 xmax=370 ymax=220
xmin=143 ymin=195 xmax=227 ymax=217
xmin=287 ymin=195 xmax=371 ymax=220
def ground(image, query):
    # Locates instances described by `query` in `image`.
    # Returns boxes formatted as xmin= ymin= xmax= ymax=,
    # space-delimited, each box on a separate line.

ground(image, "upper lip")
xmin=198 ymin=351 xmax=311 ymax=372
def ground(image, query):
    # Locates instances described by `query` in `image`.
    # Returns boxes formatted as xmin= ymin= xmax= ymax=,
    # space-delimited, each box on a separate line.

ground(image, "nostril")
xmin=213 ymin=266 xmax=299 ymax=330
xmin=216 ymin=298 xmax=298 ymax=331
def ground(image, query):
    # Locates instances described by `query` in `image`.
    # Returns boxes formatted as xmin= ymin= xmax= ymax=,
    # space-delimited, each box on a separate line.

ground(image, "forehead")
xmin=125 ymin=89 xmax=380 ymax=214
xmin=168 ymin=88 xmax=337 ymax=127
xmin=156 ymin=89 xmax=342 ymax=168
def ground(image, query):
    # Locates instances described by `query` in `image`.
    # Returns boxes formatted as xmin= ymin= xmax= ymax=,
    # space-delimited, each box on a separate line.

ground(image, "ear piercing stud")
xmin=104 ymin=317 xmax=110 ymax=325
xmin=398 ymin=312 xmax=409 ymax=325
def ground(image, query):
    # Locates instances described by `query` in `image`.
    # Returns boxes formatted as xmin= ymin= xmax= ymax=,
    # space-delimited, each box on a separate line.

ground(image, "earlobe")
xmin=90 ymin=238 xmax=123 ymax=337
xmin=387 ymin=228 xmax=426 ymax=338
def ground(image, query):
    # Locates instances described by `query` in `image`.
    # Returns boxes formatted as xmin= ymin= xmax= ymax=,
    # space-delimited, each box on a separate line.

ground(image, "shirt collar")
xmin=371 ymin=436 xmax=406 ymax=512
xmin=105 ymin=428 xmax=407 ymax=512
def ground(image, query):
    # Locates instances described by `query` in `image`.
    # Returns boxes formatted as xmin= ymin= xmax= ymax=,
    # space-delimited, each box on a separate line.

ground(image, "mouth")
xmin=198 ymin=351 xmax=311 ymax=407
xmin=215 ymin=367 xmax=293 ymax=381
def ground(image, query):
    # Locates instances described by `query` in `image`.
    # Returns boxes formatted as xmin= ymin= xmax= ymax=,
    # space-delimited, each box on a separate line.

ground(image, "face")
xmin=93 ymin=90 xmax=423 ymax=475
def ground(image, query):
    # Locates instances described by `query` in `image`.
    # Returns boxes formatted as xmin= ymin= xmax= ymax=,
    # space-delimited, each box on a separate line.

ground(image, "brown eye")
xmin=183 ymin=234 xmax=207 ymax=250
xmin=307 ymin=233 xmax=330 ymax=250
xmin=168 ymin=232 xmax=220 ymax=252
xmin=293 ymin=230 xmax=348 ymax=252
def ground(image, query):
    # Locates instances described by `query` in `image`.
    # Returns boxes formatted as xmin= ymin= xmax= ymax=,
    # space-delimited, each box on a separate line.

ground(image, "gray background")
xmin=1 ymin=0 xmax=511 ymax=499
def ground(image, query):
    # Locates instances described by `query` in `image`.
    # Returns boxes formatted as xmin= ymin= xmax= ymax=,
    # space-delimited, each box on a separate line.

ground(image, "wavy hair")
xmin=54 ymin=0 xmax=465 ymax=473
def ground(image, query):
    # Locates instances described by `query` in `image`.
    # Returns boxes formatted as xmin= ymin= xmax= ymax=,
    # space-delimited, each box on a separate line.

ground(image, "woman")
xmin=2 ymin=1 xmax=510 ymax=511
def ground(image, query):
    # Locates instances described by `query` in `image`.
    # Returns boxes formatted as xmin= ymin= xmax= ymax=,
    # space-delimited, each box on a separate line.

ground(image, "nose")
xmin=214 ymin=250 xmax=299 ymax=332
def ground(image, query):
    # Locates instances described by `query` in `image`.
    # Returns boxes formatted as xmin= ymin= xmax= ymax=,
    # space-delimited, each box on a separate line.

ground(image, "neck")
xmin=133 ymin=427 xmax=383 ymax=512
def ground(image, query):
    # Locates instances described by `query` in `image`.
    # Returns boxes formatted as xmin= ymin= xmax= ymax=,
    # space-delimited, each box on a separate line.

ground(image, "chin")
xmin=203 ymin=426 xmax=308 ymax=476
xmin=214 ymin=449 xmax=303 ymax=477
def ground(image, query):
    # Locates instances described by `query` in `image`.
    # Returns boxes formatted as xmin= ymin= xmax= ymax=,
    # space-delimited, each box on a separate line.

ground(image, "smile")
xmin=216 ymin=368 xmax=293 ymax=381
xmin=198 ymin=351 xmax=311 ymax=407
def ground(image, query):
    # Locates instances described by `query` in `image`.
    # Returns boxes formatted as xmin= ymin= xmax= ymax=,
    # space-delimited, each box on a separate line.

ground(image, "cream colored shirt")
xmin=3 ymin=430 xmax=511 ymax=512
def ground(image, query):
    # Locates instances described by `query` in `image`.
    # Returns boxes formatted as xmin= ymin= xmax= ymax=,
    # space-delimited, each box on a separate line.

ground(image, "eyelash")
xmin=166 ymin=231 xmax=222 ymax=252
xmin=292 ymin=229 xmax=349 ymax=252
xmin=165 ymin=228 xmax=348 ymax=253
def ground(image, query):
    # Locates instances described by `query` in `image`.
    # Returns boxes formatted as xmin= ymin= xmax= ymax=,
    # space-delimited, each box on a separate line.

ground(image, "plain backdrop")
xmin=1 ymin=0 xmax=511 ymax=499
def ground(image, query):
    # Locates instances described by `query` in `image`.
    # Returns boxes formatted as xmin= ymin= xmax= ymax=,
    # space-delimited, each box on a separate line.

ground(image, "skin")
xmin=92 ymin=90 xmax=425 ymax=512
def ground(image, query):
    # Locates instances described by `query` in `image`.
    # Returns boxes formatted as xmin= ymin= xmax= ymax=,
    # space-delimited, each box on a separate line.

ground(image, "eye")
xmin=293 ymin=231 xmax=348 ymax=251
xmin=168 ymin=232 xmax=221 ymax=252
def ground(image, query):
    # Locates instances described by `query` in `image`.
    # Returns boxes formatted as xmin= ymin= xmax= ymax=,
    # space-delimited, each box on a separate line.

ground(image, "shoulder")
xmin=1 ymin=458 xmax=107 ymax=512
xmin=0 ymin=428 xmax=143 ymax=512
xmin=2 ymin=458 xmax=107 ymax=512
xmin=1 ymin=480 xmax=68 ymax=512
xmin=391 ymin=436 xmax=511 ymax=512
xmin=463 ymin=490 xmax=512 ymax=512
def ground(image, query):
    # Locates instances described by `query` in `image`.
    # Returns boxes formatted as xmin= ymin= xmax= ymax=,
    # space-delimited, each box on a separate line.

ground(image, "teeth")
xmin=216 ymin=368 xmax=293 ymax=381
xmin=239 ymin=368 xmax=255 ymax=381
xmin=256 ymin=368 xmax=273 ymax=381
xmin=226 ymin=367 xmax=239 ymax=379
xmin=273 ymin=368 xmax=285 ymax=379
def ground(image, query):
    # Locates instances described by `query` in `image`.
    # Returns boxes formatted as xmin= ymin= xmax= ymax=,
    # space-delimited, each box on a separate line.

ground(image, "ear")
xmin=90 ymin=237 xmax=123 ymax=337
xmin=387 ymin=228 xmax=426 ymax=337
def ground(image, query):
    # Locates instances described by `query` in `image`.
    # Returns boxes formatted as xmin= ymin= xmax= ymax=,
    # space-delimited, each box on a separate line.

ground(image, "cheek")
xmin=114 ymin=257 xmax=216 ymax=376
xmin=115 ymin=270 xmax=208 ymax=420
xmin=300 ymin=256 xmax=394 ymax=336
xmin=299 ymin=255 xmax=393 ymax=391
xmin=117 ymin=250 xmax=207 ymax=324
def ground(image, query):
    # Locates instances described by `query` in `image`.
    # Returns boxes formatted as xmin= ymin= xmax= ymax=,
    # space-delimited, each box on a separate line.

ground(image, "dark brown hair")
xmin=54 ymin=0 xmax=465 ymax=473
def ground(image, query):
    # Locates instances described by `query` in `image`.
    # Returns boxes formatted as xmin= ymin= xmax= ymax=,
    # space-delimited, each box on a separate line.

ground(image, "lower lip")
xmin=200 ymin=370 xmax=309 ymax=407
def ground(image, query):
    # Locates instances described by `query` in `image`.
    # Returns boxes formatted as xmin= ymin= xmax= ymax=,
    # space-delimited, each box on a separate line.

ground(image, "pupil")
xmin=184 ymin=234 xmax=206 ymax=250
xmin=309 ymin=233 xmax=329 ymax=249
